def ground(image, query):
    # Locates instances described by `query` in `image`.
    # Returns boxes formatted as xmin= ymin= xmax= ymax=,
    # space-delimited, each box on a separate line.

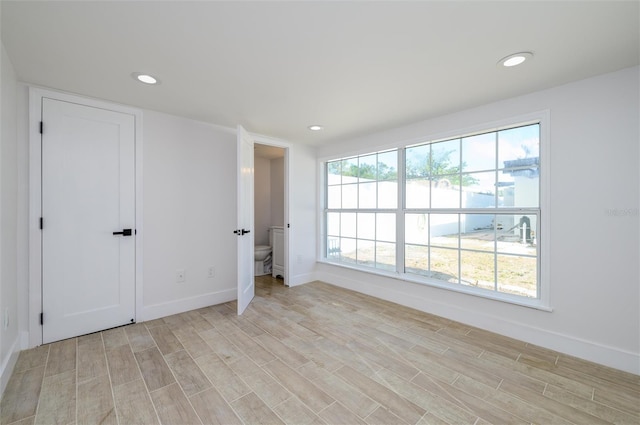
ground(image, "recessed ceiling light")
xmin=132 ymin=72 xmax=160 ymax=85
xmin=308 ymin=125 xmax=324 ymax=131
xmin=498 ymin=52 xmax=533 ymax=67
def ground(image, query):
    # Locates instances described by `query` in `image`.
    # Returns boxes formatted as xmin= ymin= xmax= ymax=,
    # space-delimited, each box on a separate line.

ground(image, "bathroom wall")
xmin=270 ymin=157 xmax=285 ymax=227
xmin=254 ymin=156 xmax=272 ymax=245
xmin=254 ymin=151 xmax=285 ymax=245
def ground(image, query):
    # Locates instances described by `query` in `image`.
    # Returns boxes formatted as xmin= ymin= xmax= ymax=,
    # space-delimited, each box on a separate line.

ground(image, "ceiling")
xmin=2 ymin=1 xmax=638 ymax=146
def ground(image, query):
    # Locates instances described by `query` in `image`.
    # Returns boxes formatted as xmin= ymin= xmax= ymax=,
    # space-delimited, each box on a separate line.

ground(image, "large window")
xmin=324 ymin=122 xmax=542 ymax=303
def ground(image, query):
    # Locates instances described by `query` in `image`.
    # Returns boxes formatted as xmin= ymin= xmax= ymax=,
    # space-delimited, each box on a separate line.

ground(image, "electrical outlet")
xmin=176 ymin=269 xmax=186 ymax=283
xmin=207 ymin=266 xmax=215 ymax=278
xmin=3 ymin=309 xmax=9 ymax=330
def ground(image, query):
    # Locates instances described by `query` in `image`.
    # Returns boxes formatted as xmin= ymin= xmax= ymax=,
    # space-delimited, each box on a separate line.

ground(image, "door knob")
xmin=241 ymin=229 xmax=250 ymax=235
xmin=113 ymin=229 xmax=132 ymax=236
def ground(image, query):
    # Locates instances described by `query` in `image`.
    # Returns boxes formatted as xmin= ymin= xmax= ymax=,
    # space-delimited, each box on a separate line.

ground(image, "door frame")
xmin=250 ymin=133 xmax=291 ymax=287
xmin=28 ymin=87 xmax=144 ymax=347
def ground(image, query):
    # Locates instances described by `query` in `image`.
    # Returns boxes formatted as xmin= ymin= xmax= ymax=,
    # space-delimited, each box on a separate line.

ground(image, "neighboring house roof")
xmin=502 ymin=157 xmax=539 ymax=178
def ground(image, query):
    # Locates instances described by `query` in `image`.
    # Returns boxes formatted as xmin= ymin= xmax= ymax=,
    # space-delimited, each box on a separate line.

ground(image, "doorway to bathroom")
xmin=254 ymin=143 xmax=289 ymax=286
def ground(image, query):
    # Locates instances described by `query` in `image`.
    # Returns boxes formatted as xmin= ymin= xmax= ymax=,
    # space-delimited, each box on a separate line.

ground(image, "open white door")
xmin=237 ymin=125 xmax=255 ymax=314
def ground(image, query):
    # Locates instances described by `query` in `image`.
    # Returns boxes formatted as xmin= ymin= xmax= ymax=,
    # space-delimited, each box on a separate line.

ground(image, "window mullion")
xmin=495 ymin=131 xmax=499 ymax=208
xmin=494 ymin=213 xmax=498 ymax=292
xmin=397 ymin=148 xmax=406 ymax=274
xmin=457 ymin=213 xmax=461 ymax=284
xmin=458 ymin=138 xmax=462 ymax=208
xmin=494 ymin=131 xmax=499 ymax=290
xmin=427 ymin=213 xmax=431 ymax=276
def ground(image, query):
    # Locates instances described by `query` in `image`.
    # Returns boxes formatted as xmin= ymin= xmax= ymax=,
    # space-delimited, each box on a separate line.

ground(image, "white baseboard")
xmin=0 ymin=333 xmax=23 ymax=397
xmin=317 ymin=269 xmax=640 ymax=375
xmin=20 ymin=331 xmax=29 ymax=350
xmin=288 ymin=272 xmax=317 ymax=287
xmin=141 ymin=288 xmax=237 ymax=322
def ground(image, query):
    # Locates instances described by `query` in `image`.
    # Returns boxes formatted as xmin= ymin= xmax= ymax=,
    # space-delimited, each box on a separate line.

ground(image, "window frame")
xmin=318 ymin=111 xmax=550 ymax=310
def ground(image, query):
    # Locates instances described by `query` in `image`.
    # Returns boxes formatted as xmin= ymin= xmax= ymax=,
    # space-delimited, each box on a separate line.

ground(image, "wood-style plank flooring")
xmin=1 ymin=276 xmax=638 ymax=424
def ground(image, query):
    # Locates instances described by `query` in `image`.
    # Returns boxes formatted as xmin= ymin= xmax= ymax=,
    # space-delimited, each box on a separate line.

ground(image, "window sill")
xmin=317 ymin=259 xmax=552 ymax=312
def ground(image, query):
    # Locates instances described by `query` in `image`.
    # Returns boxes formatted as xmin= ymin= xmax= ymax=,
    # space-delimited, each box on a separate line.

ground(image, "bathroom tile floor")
xmin=1 ymin=275 xmax=638 ymax=424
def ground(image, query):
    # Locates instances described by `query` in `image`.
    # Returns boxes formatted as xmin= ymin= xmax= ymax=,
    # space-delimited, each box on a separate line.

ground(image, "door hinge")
xmin=39 ymin=121 xmax=43 ymax=134
xmin=39 ymin=217 xmax=43 ymax=230
xmin=40 ymin=313 xmax=43 ymax=325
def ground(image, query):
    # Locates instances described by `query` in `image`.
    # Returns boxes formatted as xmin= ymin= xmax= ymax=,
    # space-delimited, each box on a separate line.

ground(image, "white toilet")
xmin=255 ymin=245 xmax=271 ymax=261
xmin=254 ymin=243 xmax=272 ymax=276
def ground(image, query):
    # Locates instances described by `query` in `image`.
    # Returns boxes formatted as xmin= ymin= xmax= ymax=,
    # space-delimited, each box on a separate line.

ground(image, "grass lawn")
xmin=337 ymin=233 xmax=537 ymax=298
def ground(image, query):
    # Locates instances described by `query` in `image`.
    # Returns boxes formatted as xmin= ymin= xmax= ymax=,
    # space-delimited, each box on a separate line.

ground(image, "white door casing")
xmin=237 ymin=125 xmax=255 ymax=314
xmin=41 ymin=98 xmax=136 ymax=343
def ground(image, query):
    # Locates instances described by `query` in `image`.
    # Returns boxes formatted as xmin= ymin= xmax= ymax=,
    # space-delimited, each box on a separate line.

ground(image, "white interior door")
xmin=42 ymin=98 xmax=136 ymax=343
xmin=237 ymin=125 xmax=255 ymax=314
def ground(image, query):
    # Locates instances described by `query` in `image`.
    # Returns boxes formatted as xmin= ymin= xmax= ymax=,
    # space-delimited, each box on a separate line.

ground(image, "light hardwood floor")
xmin=1 ymin=276 xmax=638 ymax=425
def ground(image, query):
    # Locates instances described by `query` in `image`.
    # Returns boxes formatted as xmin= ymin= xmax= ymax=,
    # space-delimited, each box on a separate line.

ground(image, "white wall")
xmin=0 ymin=41 xmax=21 ymax=394
xmin=287 ymin=144 xmax=317 ymax=286
xmin=316 ymin=66 xmax=640 ymax=374
xmin=254 ymin=156 xmax=272 ymax=246
xmin=270 ymin=157 xmax=285 ymax=227
xmin=142 ymin=111 xmax=238 ymax=319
